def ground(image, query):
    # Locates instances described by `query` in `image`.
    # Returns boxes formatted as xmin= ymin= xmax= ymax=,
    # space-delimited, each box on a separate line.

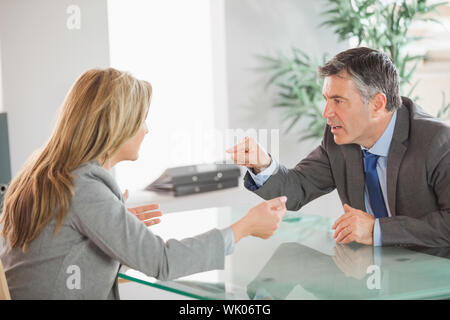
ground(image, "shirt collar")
xmin=360 ymin=110 xmax=397 ymax=157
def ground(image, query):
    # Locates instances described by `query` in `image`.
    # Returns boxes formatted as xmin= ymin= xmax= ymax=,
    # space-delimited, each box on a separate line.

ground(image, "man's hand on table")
xmin=332 ymin=204 xmax=375 ymax=245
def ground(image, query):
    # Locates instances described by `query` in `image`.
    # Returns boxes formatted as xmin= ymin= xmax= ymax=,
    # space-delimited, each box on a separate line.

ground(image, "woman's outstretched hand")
xmin=231 ymin=196 xmax=287 ymax=243
xmin=123 ymin=189 xmax=162 ymax=227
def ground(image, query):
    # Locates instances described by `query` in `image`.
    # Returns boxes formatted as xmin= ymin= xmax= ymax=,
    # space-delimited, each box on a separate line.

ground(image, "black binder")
xmin=149 ymin=178 xmax=239 ymax=197
xmin=146 ymin=163 xmax=241 ymax=196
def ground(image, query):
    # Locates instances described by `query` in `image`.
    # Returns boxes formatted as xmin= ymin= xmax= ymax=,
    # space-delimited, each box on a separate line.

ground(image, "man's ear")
xmin=371 ymin=92 xmax=387 ymax=116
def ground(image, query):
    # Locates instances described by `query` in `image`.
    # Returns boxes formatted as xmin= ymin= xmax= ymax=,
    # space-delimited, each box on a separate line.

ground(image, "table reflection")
xmin=120 ymin=208 xmax=450 ymax=300
xmin=247 ymin=242 xmax=450 ymax=300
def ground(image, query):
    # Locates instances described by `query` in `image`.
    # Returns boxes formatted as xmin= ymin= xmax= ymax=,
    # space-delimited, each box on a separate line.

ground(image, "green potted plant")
xmin=260 ymin=0 xmax=448 ymax=141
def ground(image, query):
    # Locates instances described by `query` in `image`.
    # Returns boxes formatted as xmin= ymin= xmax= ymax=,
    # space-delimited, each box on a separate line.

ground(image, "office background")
xmin=0 ymin=0 xmax=449 ymax=299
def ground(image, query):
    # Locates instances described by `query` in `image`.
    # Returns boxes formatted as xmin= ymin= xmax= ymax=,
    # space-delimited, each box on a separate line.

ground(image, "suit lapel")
xmin=342 ymin=144 xmax=366 ymax=211
xmin=386 ymin=105 xmax=410 ymax=217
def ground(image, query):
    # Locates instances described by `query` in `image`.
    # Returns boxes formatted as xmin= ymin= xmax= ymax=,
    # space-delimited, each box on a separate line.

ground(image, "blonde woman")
xmin=0 ymin=68 xmax=287 ymax=299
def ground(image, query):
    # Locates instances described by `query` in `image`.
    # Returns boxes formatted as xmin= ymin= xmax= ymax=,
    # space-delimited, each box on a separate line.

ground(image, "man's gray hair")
xmin=318 ymin=47 xmax=402 ymax=111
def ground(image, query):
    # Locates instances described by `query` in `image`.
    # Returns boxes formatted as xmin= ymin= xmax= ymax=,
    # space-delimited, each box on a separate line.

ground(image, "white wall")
xmin=107 ymin=0 xmax=348 ymax=219
xmin=211 ymin=0 xmax=231 ymax=132
xmin=0 ymin=0 xmax=110 ymax=175
xmin=108 ymin=0 xmax=218 ymax=191
xmin=0 ymin=40 xmax=3 ymax=113
xmin=223 ymin=0 xmax=347 ymax=218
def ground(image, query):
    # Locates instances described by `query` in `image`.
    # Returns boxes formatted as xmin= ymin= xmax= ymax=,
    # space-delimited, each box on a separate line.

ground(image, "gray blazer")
xmin=245 ymin=97 xmax=450 ymax=247
xmin=0 ymin=161 xmax=225 ymax=299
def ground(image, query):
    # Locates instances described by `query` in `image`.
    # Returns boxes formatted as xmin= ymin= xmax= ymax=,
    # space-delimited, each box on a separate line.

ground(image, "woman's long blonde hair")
xmin=0 ymin=68 xmax=152 ymax=252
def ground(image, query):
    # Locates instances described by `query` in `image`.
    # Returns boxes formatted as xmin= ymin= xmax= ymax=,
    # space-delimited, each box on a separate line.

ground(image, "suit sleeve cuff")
xmin=220 ymin=227 xmax=235 ymax=256
xmin=247 ymin=157 xmax=278 ymax=188
xmin=373 ymin=218 xmax=382 ymax=247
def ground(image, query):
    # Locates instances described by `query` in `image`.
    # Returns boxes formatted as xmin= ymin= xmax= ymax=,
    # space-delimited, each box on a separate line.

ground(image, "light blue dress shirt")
xmin=220 ymin=227 xmax=235 ymax=255
xmin=247 ymin=110 xmax=398 ymax=246
xmin=360 ymin=110 xmax=397 ymax=246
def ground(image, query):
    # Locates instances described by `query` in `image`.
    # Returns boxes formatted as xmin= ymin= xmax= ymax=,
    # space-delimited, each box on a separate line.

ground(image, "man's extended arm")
xmin=244 ymin=142 xmax=336 ymax=211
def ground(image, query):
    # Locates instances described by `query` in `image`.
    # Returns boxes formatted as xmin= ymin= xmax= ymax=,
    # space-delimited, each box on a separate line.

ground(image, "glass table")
xmin=118 ymin=206 xmax=450 ymax=300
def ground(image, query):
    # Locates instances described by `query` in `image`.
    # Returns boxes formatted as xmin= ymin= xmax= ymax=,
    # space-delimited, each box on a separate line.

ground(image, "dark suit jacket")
xmin=245 ymin=97 xmax=450 ymax=247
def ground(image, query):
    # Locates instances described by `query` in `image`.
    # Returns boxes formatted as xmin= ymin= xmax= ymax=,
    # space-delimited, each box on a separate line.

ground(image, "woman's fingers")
xmin=126 ymin=203 xmax=163 ymax=227
xmin=143 ymin=218 xmax=161 ymax=227
xmin=129 ymin=203 xmax=159 ymax=214
xmin=135 ymin=210 xmax=162 ymax=221
xmin=133 ymin=210 xmax=162 ymax=227
xmin=266 ymin=196 xmax=287 ymax=212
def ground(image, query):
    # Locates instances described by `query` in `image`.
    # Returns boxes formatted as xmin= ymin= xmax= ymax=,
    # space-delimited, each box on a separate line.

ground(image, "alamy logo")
xmin=66 ymin=265 xmax=81 ymax=290
xmin=366 ymin=265 xmax=381 ymax=290
xmin=66 ymin=5 xmax=81 ymax=30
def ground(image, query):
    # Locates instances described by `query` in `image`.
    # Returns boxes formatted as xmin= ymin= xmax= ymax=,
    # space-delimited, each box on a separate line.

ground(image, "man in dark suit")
xmin=227 ymin=47 xmax=450 ymax=247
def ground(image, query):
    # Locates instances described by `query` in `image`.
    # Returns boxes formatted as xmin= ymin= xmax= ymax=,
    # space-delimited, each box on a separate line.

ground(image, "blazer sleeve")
xmin=244 ymin=136 xmax=336 ymax=211
xmin=380 ymin=127 xmax=450 ymax=247
xmin=68 ymin=172 xmax=225 ymax=281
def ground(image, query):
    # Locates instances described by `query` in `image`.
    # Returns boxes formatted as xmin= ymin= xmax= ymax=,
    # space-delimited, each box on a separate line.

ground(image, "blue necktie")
xmin=362 ymin=150 xmax=388 ymax=218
